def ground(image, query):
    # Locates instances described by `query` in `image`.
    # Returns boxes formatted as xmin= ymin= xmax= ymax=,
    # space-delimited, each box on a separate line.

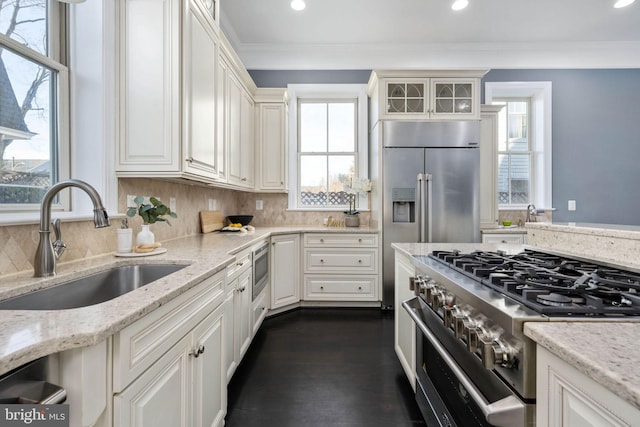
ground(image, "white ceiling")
xmin=219 ymin=0 xmax=640 ymax=70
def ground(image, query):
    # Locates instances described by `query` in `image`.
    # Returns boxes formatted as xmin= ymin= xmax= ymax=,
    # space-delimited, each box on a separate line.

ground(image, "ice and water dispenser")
xmin=391 ymin=188 xmax=415 ymax=223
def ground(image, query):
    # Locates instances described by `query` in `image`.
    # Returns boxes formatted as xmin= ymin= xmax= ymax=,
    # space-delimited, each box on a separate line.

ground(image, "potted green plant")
xmin=127 ymin=196 xmax=178 ymax=245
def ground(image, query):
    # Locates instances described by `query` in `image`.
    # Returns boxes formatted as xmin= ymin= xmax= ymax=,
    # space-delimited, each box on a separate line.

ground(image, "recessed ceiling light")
xmin=451 ymin=0 xmax=469 ymax=11
xmin=291 ymin=0 xmax=306 ymax=11
xmin=614 ymin=0 xmax=635 ymax=7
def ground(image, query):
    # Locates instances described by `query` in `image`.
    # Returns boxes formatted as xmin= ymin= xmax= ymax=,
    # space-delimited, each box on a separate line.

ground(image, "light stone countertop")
xmin=0 ymin=225 xmax=377 ymax=376
xmin=526 ymin=222 xmax=640 ymax=238
xmin=524 ymin=322 xmax=640 ymax=410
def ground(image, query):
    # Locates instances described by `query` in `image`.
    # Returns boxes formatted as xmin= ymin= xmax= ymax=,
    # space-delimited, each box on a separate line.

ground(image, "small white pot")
xmin=136 ymin=224 xmax=155 ymax=245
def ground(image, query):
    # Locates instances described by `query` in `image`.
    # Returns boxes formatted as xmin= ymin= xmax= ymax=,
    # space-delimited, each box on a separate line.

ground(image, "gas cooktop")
xmin=428 ymin=249 xmax=640 ymax=316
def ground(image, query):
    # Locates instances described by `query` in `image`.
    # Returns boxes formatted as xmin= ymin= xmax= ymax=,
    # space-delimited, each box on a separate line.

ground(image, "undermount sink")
xmin=0 ymin=264 xmax=188 ymax=311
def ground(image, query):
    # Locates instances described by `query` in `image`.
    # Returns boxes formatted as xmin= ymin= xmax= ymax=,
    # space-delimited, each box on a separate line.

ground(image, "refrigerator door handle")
xmin=417 ymin=173 xmax=433 ymax=243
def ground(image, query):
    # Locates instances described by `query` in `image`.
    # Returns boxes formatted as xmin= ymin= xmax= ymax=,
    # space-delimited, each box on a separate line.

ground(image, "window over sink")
xmin=485 ymin=81 xmax=552 ymax=211
xmin=0 ymin=0 xmax=69 ymax=213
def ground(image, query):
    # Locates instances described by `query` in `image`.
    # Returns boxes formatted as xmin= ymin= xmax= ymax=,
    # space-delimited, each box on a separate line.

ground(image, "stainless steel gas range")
xmin=402 ymin=246 xmax=640 ymax=427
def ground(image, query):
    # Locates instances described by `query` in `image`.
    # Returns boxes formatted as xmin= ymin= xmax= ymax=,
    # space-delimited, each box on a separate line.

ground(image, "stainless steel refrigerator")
xmin=381 ymin=121 xmax=480 ymax=308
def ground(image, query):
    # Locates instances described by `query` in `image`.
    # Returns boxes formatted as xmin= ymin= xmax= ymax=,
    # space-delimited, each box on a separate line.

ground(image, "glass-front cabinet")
xmin=386 ymin=80 xmax=427 ymax=115
xmin=370 ymin=70 xmax=488 ymax=121
xmin=431 ymin=79 xmax=475 ymax=117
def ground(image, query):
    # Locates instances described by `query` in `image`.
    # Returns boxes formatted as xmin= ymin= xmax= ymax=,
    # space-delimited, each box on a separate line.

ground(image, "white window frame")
xmin=0 ymin=2 xmax=117 ymax=225
xmin=287 ymin=84 xmax=369 ymax=211
xmin=485 ymin=81 xmax=552 ymax=210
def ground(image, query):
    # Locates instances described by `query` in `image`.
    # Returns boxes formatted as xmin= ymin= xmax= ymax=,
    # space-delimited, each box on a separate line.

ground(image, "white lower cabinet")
xmin=251 ymin=286 xmax=268 ymax=335
xmin=481 ymin=232 xmax=527 ymax=244
xmin=113 ymin=270 xmax=227 ymax=427
xmin=394 ymin=250 xmax=416 ymax=391
xmin=302 ymin=233 xmax=379 ymax=302
xmin=537 ymin=346 xmax=640 ymax=427
xmin=224 ymin=248 xmax=252 ymax=382
xmin=270 ymin=234 xmax=301 ymax=309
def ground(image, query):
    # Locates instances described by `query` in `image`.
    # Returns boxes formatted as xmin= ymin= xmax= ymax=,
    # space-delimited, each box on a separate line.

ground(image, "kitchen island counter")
xmin=0 ymin=225 xmax=378 ymax=375
xmin=525 ymin=321 xmax=640 ymax=411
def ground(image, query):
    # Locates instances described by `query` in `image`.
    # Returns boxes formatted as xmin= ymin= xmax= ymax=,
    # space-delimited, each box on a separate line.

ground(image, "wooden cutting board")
xmin=199 ymin=210 xmax=224 ymax=233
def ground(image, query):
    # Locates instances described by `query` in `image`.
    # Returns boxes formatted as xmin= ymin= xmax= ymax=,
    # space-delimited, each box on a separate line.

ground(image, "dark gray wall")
xmin=249 ymin=69 xmax=640 ymax=225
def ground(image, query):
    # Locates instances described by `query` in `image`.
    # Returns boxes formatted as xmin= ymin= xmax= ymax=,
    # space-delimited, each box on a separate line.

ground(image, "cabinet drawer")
xmin=303 ymin=233 xmax=378 ymax=248
xmin=304 ymin=248 xmax=378 ymax=274
xmin=113 ymin=271 xmax=225 ymax=392
xmin=304 ymin=275 xmax=377 ymax=301
xmin=481 ymin=233 xmax=524 ymax=244
xmin=251 ymin=288 xmax=268 ymax=334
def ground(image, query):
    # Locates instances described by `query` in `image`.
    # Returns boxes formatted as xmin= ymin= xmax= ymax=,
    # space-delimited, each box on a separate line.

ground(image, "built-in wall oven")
xmin=252 ymin=241 xmax=269 ymax=301
xmin=402 ymin=247 xmax=640 ymax=427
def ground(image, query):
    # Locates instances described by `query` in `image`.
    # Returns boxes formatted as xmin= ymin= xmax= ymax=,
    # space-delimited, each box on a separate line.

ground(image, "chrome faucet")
xmin=34 ymin=179 xmax=110 ymax=277
xmin=526 ymin=203 xmax=537 ymax=223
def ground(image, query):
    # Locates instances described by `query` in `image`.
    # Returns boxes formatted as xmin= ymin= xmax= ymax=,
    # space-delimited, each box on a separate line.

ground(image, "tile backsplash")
xmin=0 ymin=178 xmax=371 ymax=277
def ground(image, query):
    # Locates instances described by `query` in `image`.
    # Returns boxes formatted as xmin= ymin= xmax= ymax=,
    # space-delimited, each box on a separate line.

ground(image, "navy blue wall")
xmin=249 ymin=69 xmax=640 ymax=225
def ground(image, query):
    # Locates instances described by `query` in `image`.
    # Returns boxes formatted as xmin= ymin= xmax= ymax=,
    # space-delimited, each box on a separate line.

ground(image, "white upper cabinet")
xmin=255 ymin=89 xmax=288 ymax=192
xmin=116 ymin=0 xmax=221 ymax=182
xmin=183 ymin=2 xmax=221 ymax=180
xmin=221 ymin=54 xmax=255 ymax=189
xmin=368 ymin=70 xmax=488 ymax=122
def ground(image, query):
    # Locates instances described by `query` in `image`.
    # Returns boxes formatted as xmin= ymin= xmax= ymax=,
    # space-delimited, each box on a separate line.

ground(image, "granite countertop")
xmin=525 ymin=322 xmax=640 ymax=411
xmin=481 ymin=226 xmax=527 ymax=234
xmin=0 ymin=225 xmax=378 ymax=375
xmin=526 ymin=222 xmax=640 ymax=239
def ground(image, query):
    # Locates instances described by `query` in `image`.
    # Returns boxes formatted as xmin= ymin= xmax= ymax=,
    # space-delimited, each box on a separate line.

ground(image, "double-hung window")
xmin=0 ymin=0 xmax=68 ymax=212
xmin=485 ymin=81 xmax=552 ymax=211
xmin=495 ymin=98 xmax=531 ymax=206
xmin=298 ymin=99 xmax=357 ymax=209
xmin=288 ymin=84 xmax=369 ymax=211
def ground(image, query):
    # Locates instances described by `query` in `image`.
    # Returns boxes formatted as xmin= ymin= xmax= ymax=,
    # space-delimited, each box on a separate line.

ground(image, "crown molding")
xmin=231 ymin=41 xmax=640 ymax=70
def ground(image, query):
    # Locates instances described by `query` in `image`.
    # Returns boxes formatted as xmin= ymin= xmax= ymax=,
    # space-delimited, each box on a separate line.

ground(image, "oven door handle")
xmin=402 ymin=297 xmax=525 ymax=427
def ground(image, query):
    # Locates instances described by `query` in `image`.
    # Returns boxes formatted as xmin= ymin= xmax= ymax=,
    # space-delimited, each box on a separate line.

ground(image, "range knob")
xmin=429 ymin=289 xmax=443 ymax=309
xmin=479 ymin=336 xmax=517 ymax=369
xmin=442 ymin=305 xmax=458 ymax=329
xmin=466 ymin=324 xmax=487 ymax=353
xmin=453 ymin=314 xmax=471 ymax=340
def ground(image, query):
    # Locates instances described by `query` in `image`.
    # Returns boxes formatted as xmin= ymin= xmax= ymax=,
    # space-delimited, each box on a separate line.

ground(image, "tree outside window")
xmin=0 ymin=0 xmax=62 ymax=207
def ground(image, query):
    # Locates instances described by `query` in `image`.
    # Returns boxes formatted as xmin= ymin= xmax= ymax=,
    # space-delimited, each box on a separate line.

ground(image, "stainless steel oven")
xmin=252 ymin=241 xmax=269 ymax=301
xmin=401 ymin=247 xmax=640 ymax=427
xmin=404 ymin=296 xmax=529 ymax=427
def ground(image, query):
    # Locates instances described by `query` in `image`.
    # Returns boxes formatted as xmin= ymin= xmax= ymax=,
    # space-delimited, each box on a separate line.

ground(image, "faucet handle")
xmin=52 ymin=218 xmax=66 ymax=258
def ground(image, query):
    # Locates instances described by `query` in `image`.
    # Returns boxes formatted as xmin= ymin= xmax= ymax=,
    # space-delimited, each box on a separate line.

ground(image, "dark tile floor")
xmin=225 ymin=308 xmax=426 ymax=427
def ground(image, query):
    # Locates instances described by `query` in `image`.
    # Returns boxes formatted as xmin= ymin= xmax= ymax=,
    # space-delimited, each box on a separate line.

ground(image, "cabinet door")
xmin=256 ymin=103 xmax=287 ymax=191
xmin=117 ymin=0 xmax=181 ymax=172
xmin=183 ymin=3 xmax=219 ymax=180
xmin=223 ymin=291 xmax=236 ymax=383
xmin=383 ymin=79 xmax=428 ymax=119
xmin=114 ymin=335 xmax=190 ymax=427
xmin=271 ymin=234 xmax=300 ymax=309
xmin=239 ymin=91 xmax=255 ymax=188
xmin=226 ymin=73 xmax=243 ymax=186
xmin=235 ymin=268 xmax=253 ymax=360
xmin=537 ymin=346 xmax=640 ymax=427
xmin=394 ymin=252 xmax=416 ymax=391
xmin=429 ymin=78 xmax=479 ymax=120
xmin=192 ymin=304 xmax=226 ymax=427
